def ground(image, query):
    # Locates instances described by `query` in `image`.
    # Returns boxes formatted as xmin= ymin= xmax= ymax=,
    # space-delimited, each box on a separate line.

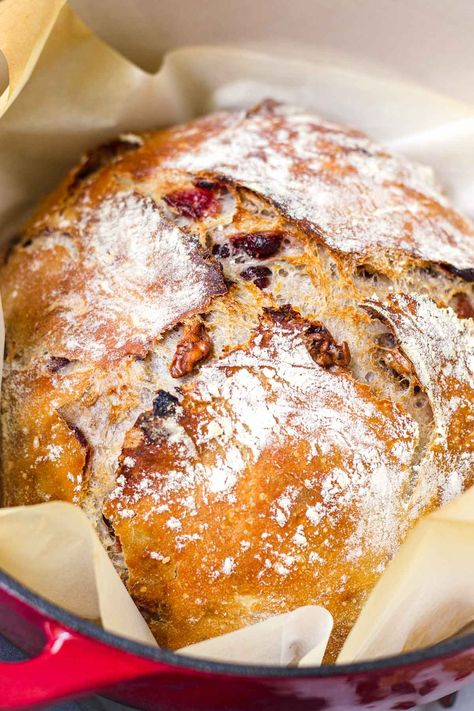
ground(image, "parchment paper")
xmin=0 ymin=0 xmax=473 ymax=666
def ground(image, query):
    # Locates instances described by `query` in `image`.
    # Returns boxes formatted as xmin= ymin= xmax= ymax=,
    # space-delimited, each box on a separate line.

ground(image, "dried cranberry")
xmin=47 ymin=356 xmax=71 ymax=373
xmin=164 ymin=187 xmax=219 ymax=220
xmin=305 ymin=323 xmax=351 ymax=368
xmin=152 ymin=390 xmax=179 ymax=418
xmin=212 ymin=243 xmax=230 ymax=259
xmin=264 ymin=304 xmax=299 ymax=326
xmin=240 ymin=266 xmax=272 ymax=289
xmin=231 ymin=231 xmax=283 ymax=259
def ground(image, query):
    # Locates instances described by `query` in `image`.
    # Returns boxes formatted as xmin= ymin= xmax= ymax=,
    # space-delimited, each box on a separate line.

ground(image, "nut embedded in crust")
xmin=170 ymin=321 xmax=212 ymax=378
xmin=262 ymin=305 xmax=351 ymax=368
xmin=378 ymin=348 xmax=414 ymax=378
xmin=304 ymin=323 xmax=351 ymax=369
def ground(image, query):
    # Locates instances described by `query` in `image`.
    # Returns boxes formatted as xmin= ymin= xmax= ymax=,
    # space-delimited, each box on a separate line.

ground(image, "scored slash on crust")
xmin=162 ymin=100 xmax=474 ymax=274
xmin=6 ymin=191 xmax=227 ymax=364
xmin=363 ymin=293 xmax=474 ymax=511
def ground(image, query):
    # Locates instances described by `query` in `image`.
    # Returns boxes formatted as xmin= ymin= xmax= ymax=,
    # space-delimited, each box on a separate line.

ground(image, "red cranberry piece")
xmin=231 ymin=231 xmax=283 ymax=259
xmin=47 ymin=356 xmax=71 ymax=373
xmin=164 ymin=186 xmax=219 ymax=220
xmin=212 ymin=243 xmax=230 ymax=259
xmin=240 ymin=265 xmax=272 ymax=289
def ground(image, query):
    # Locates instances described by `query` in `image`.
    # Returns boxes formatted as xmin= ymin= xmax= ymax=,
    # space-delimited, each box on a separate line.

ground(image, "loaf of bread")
xmin=1 ymin=100 xmax=473 ymax=661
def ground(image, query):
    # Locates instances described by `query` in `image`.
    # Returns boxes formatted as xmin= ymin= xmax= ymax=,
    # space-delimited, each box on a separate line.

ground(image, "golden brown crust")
xmin=1 ymin=102 xmax=474 ymax=659
xmin=1 ymin=366 xmax=93 ymax=506
xmin=364 ymin=294 xmax=474 ymax=511
xmin=4 ymin=189 xmax=225 ymax=365
xmin=120 ymin=100 xmax=474 ymax=275
xmin=104 ymin=309 xmax=418 ymax=652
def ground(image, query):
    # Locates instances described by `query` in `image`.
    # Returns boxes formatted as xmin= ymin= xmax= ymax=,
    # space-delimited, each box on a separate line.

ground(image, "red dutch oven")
xmin=0 ymin=570 xmax=472 ymax=710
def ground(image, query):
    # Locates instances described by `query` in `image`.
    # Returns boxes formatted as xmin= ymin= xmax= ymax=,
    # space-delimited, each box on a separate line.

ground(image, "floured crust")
xmin=3 ymin=188 xmax=225 ymax=364
xmin=1 ymin=101 xmax=474 ymax=660
xmin=364 ymin=294 xmax=474 ymax=510
xmin=104 ymin=309 xmax=418 ymax=653
xmin=137 ymin=100 xmax=474 ymax=274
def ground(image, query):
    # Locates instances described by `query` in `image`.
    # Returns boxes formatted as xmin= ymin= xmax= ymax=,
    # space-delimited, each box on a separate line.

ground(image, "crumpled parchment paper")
xmin=0 ymin=0 xmax=472 ymax=666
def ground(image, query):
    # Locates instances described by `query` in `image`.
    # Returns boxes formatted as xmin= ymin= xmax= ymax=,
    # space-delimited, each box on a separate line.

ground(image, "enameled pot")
xmin=0 ymin=572 xmax=473 ymax=711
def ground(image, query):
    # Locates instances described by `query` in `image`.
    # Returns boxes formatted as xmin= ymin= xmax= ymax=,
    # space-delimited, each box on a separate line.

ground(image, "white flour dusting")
xmin=110 ymin=316 xmax=420 ymax=580
xmin=38 ymin=191 xmax=225 ymax=361
xmin=366 ymin=293 xmax=474 ymax=510
xmin=168 ymin=102 xmax=474 ymax=269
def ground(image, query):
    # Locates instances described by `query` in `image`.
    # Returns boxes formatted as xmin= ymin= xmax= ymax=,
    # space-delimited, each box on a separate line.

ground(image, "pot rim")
xmin=1 ymin=570 xmax=472 ymax=679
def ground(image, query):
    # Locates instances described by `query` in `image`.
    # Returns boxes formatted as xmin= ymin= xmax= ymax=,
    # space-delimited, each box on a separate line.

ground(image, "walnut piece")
xmin=305 ymin=322 xmax=351 ymax=368
xmin=170 ymin=322 xmax=212 ymax=378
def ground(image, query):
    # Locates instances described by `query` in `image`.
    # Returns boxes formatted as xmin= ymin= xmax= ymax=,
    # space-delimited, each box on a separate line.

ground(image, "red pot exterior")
xmin=0 ymin=579 xmax=473 ymax=711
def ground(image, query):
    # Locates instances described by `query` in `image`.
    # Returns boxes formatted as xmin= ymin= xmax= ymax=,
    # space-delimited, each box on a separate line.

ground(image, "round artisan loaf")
xmin=1 ymin=100 xmax=473 ymax=661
